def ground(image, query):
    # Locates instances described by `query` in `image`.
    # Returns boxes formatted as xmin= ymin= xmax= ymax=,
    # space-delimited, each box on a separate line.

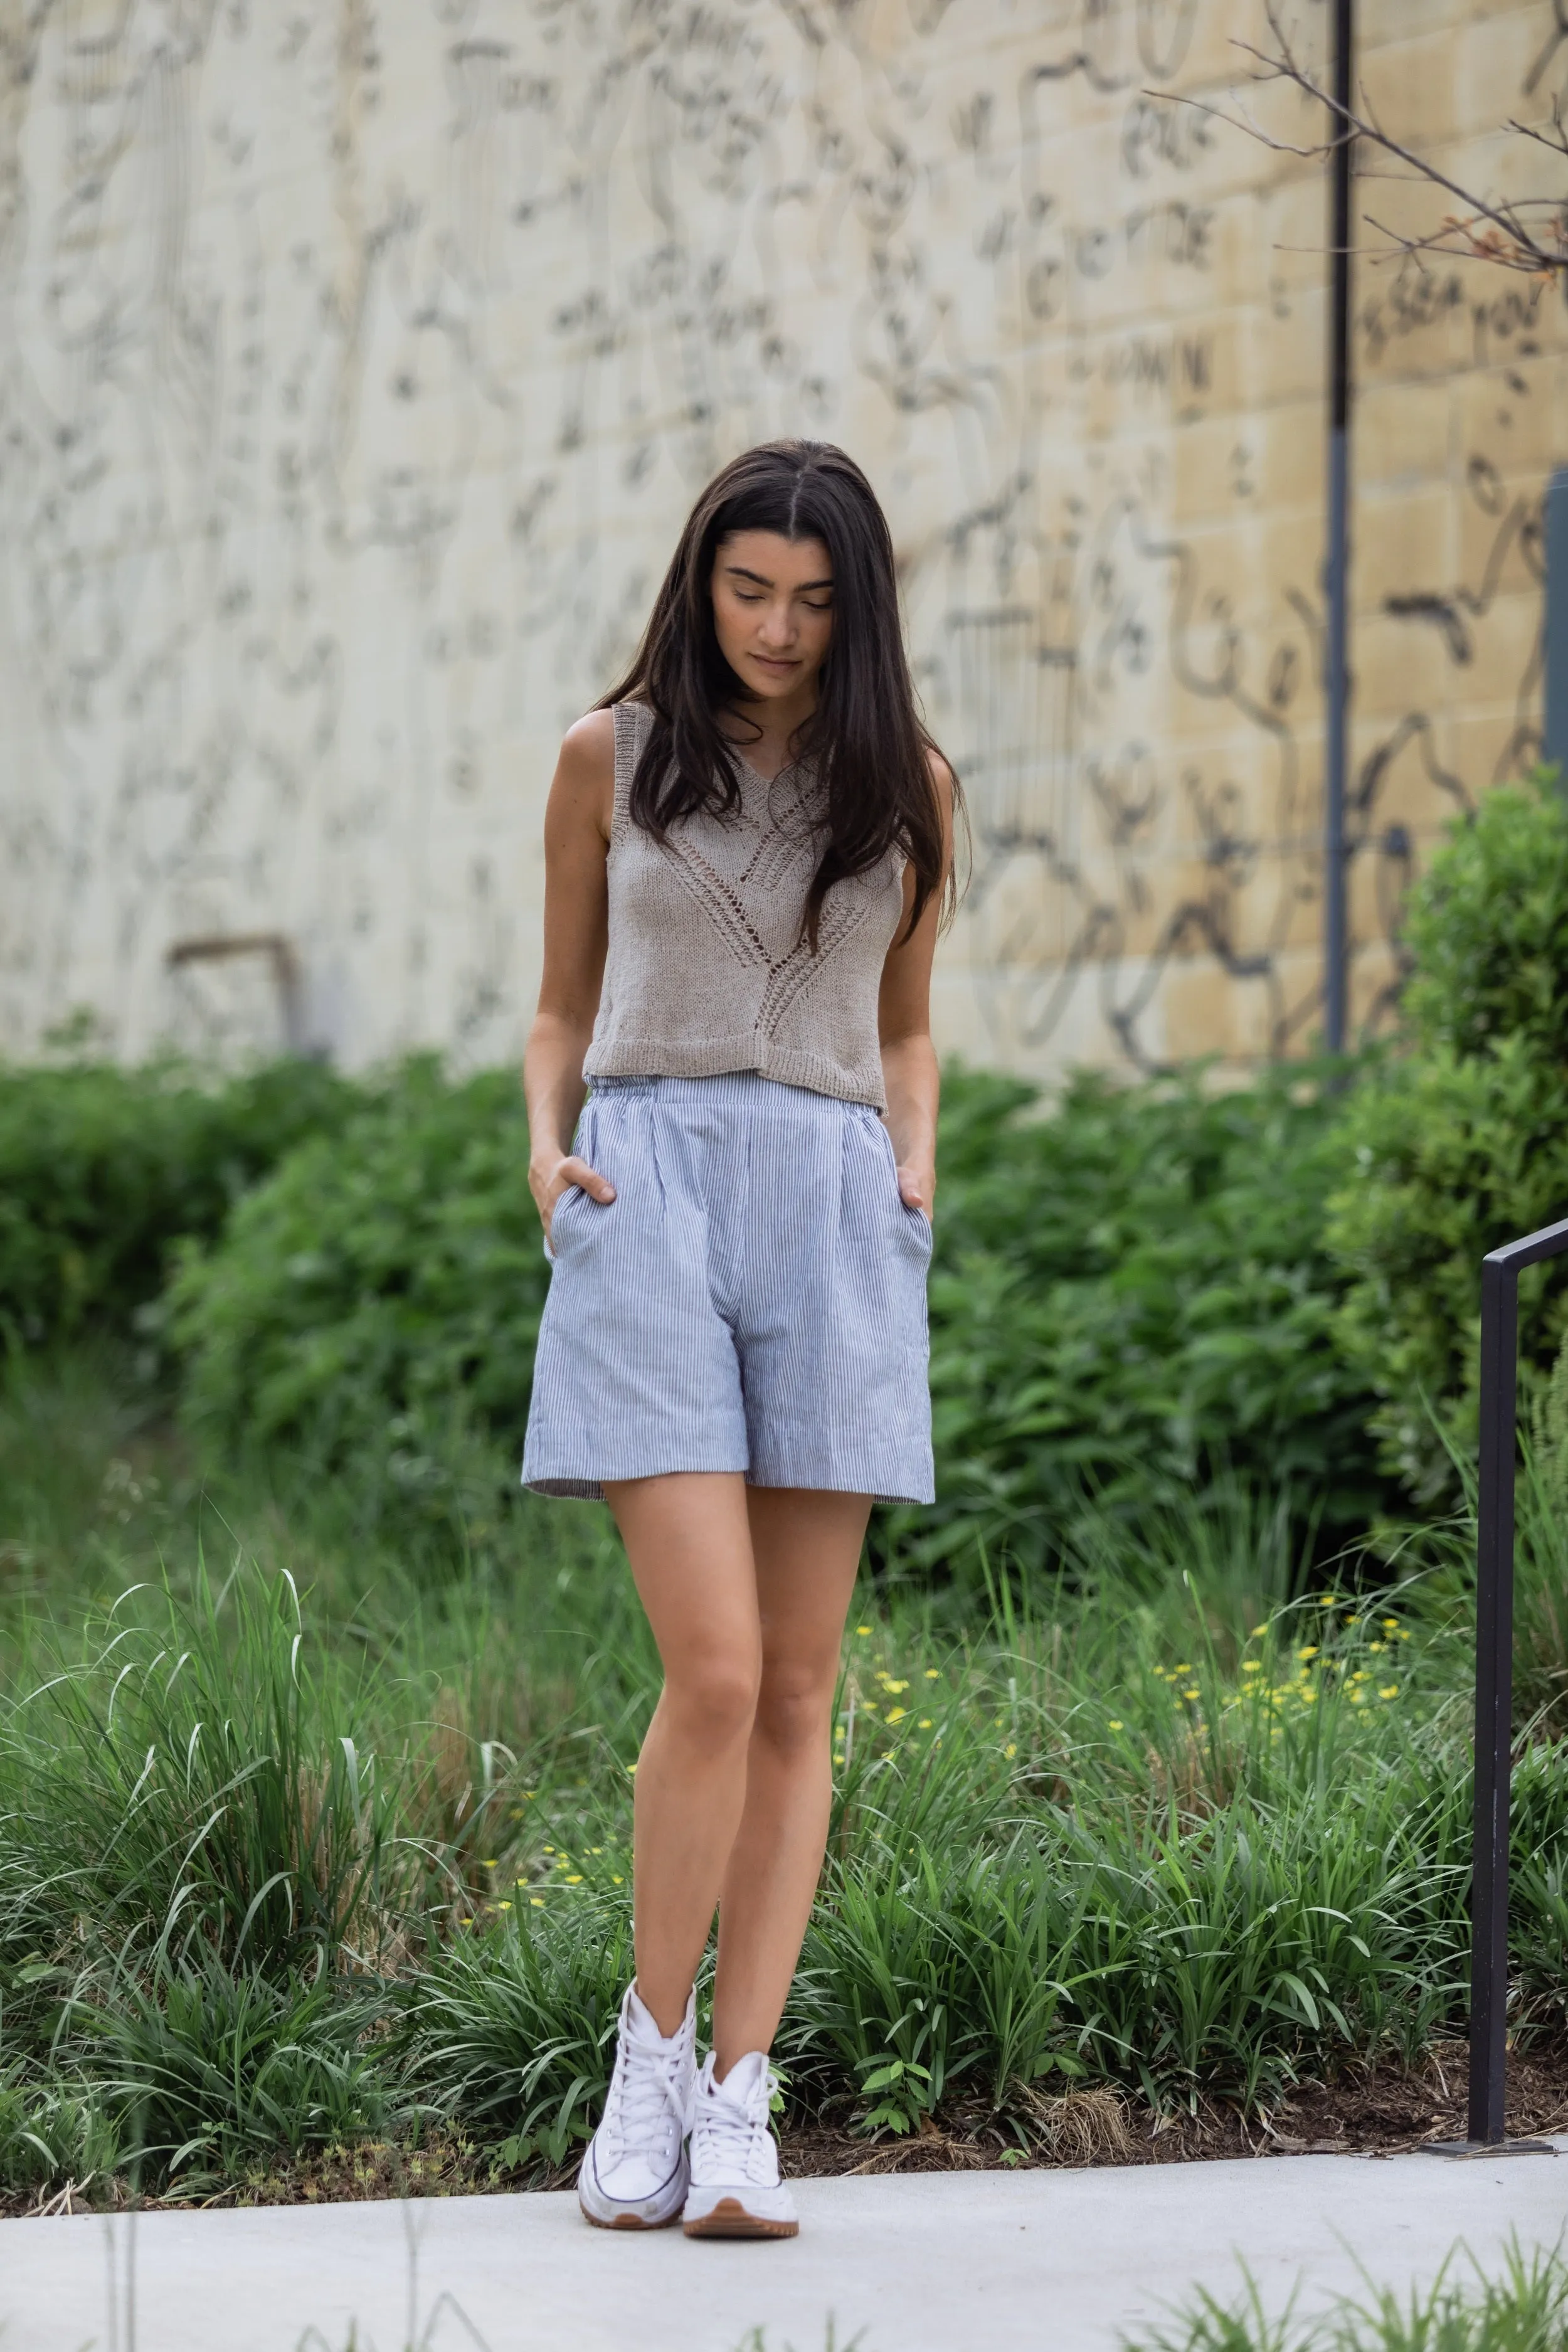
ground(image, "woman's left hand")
xmin=896 ymin=1158 xmax=934 ymax=1224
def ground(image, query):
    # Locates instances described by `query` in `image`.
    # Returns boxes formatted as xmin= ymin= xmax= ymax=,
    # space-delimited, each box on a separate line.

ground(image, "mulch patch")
xmin=780 ymin=2038 xmax=1568 ymax=2176
xmin=8 ymin=2043 xmax=1565 ymax=2219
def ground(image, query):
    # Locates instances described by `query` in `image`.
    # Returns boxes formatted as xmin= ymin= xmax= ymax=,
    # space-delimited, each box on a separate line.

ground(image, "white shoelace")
xmin=692 ymin=2058 xmax=776 ymax=2185
xmin=601 ymin=2026 xmax=689 ymax=2164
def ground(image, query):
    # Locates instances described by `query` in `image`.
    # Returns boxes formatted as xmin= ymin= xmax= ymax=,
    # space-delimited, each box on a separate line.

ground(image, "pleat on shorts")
xmin=521 ymin=1072 xmax=935 ymax=1505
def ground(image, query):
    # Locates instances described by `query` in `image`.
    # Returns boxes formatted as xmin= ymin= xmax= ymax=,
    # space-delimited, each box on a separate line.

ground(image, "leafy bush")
xmin=165 ymin=1054 xmax=1379 ymax=1562
xmin=909 ymin=1064 xmax=1383 ymax=1569
xmin=1327 ymin=776 xmax=1568 ymax=1499
xmin=0 ymin=1054 xmax=356 ymax=1351
xmin=167 ymin=1059 xmax=549 ymax=1469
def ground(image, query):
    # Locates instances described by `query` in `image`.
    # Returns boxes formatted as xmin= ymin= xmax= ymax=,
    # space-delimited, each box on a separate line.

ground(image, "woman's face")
xmin=709 ymin=531 xmax=834 ymax=702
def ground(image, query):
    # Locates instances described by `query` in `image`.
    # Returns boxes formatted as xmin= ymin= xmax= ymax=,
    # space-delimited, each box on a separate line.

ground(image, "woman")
xmin=521 ymin=439 xmax=956 ymax=2241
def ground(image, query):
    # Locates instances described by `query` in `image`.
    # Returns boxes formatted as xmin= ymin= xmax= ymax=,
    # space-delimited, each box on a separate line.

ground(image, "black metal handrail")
xmin=1461 ymin=1214 xmax=1568 ymax=2148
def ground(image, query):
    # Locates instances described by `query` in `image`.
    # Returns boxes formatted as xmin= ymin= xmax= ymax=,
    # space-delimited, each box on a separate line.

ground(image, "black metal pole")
xmin=1469 ymin=1256 xmax=1518 ymax=2144
xmin=1323 ymin=0 xmax=1354 ymax=1057
xmin=1428 ymin=1214 xmax=1568 ymax=2156
xmin=1547 ymin=468 xmax=1568 ymax=781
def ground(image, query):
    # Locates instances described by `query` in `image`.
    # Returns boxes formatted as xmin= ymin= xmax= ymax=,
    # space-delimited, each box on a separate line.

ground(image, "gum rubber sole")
xmin=580 ymin=2205 xmax=683 ymax=2231
xmin=683 ymin=2197 xmax=800 ymax=2240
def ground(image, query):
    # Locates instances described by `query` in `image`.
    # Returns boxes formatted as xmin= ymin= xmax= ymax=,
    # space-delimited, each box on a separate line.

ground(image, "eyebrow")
xmin=724 ymin=564 xmax=834 ymax=592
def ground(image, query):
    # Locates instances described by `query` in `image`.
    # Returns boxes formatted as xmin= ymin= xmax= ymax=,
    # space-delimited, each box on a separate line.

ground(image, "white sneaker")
xmin=576 ymin=1983 xmax=696 ymax=2230
xmin=682 ymin=2049 xmax=799 ymax=2238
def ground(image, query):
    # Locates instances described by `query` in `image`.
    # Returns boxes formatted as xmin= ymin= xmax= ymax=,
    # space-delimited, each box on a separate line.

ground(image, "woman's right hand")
xmin=531 ymin=1153 xmax=617 ymax=1248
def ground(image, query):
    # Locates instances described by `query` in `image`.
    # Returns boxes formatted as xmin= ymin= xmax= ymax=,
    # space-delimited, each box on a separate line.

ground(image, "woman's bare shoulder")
xmin=558 ymin=706 xmax=617 ymax=785
xmin=924 ymin=743 xmax=956 ymax=810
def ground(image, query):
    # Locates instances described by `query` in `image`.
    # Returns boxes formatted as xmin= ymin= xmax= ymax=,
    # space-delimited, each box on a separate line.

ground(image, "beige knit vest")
xmin=581 ymin=701 xmax=906 ymax=1111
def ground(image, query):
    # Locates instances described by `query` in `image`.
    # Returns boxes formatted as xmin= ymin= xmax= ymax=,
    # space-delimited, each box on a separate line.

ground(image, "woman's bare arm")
xmin=877 ymin=754 xmax=956 ymax=1221
xmin=523 ymin=709 xmax=618 ymax=1239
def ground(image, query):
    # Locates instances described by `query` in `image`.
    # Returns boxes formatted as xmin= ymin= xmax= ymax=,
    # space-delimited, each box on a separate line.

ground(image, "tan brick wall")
xmin=1 ymin=1 xmax=1563 ymax=1076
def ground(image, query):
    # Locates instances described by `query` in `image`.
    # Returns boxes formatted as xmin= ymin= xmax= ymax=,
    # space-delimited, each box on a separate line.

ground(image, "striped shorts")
xmin=521 ymin=1073 xmax=935 ymax=1505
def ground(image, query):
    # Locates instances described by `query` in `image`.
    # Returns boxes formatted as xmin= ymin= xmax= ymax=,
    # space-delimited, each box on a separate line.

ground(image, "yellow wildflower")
xmin=1296 ymin=1646 xmax=1318 ymax=1661
xmin=924 ymin=1668 xmax=940 ymax=1680
xmin=856 ymin=1625 xmax=872 ymax=1637
xmin=1242 ymin=1660 xmax=1262 ymax=1674
xmin=918 ymin=1719 xmax=933 ymax=1730
xmin=567 ymin=1873 xmax=584 ymax=1884
xmin=886 ymin=1707 xmax=906 ymax=1723
xmin=1004 ymin=1742 xmax=1017 ymax=1759
xmin=1108 ymin=1719 xmax=1124 ymax=1731
xmin=1378 ymin=1685 xmax=1398 ymax=1700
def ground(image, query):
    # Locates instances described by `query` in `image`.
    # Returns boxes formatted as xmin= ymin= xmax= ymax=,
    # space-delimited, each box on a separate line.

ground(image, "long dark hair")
xmin=599 ymin=440 xmax=957 ymax=947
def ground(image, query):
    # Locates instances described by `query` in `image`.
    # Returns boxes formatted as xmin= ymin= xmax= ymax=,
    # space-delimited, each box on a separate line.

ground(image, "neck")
xmin=723 ymin=679 xmax=818 ymax=774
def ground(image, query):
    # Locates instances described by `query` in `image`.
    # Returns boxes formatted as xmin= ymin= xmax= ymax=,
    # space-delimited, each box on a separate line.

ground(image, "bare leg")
xmin=711 ymin=1487 xmax=870 ymax=2075
xmin=603 ymin=1471 xmax=761 ymax=2038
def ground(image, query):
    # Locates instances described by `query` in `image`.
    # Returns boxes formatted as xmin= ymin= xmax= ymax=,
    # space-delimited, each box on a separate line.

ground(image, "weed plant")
xmin=1128 ymin=2238 xmax=1568 ymax=2352
xmin=1 ymin=1359 xmax=1564 ymax=2206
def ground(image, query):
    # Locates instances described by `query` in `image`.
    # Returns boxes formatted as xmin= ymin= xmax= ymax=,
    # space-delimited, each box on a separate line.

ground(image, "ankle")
xmin=631 ymin=1977 xmax=693 ymax=2042
xmin=709 ymin=2043 xmax=769 ymax=2086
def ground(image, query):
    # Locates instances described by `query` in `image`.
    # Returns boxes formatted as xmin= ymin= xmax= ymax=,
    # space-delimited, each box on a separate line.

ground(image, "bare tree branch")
xmin=1152 ymin=0 xmax=1568 ymax=281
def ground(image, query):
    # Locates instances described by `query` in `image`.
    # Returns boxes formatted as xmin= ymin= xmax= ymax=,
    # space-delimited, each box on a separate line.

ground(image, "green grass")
xmin=1127 ymin=2239 xmax=1568 ymax=2352
xmin=0 ymin=1353 xmax=1564 ymax=2208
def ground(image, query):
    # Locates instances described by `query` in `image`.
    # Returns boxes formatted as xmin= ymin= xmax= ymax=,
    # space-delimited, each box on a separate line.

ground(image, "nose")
xmin=757 ymin=598 xmax=795 ymax=648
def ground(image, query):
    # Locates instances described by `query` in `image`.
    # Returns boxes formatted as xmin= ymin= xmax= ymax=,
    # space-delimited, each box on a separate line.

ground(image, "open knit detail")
xmin=583 ymin=701 xmax=904 ymax=1111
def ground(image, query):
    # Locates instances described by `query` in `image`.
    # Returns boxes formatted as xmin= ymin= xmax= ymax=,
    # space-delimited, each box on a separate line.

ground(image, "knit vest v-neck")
xmin=581 ymin=701 xmax=906 ymax=1111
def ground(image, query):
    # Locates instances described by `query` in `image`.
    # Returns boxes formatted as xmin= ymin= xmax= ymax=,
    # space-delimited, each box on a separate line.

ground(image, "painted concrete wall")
xmin=2 ymin=1 xmax=1564 ymax=1078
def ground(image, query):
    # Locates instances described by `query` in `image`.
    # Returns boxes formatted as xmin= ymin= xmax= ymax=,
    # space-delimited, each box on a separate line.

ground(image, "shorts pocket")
xmin=545 ymin=1183 xmax=585 ymax=1263
xmin=870 ymin=1115 xmax=933 ymax=1251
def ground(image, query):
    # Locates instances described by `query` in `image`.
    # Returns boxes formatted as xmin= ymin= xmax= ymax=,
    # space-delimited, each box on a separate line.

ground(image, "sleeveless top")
xmin=581 ymin=701 xmax=907 ymax=1111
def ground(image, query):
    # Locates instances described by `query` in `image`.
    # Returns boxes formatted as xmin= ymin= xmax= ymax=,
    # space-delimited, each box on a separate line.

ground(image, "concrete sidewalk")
xmin=3 ymin=2143 xmax=1565 ymax=2352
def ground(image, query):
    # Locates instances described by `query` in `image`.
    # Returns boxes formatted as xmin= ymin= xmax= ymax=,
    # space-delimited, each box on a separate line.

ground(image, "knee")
xmin=753 ymin=1659 xmax=835 ymax=1761
xmin=666 ymin=1652 xmax=760 ymax=1753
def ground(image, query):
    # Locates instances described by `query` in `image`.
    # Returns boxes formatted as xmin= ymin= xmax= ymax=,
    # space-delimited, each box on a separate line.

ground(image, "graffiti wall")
xmin=2 ymin=0 xmax=1564 ymax=1076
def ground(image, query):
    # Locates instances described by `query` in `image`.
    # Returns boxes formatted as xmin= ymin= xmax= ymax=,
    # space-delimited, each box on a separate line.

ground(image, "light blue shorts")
xmin=521 ymin=1073 xmax=935 ymax=1504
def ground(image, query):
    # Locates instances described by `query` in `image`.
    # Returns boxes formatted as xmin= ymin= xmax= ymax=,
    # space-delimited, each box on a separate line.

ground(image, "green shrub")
xmin=167 ymin=1058 xmax=549 ymax=1468
xmin=1327 ymin=776 xmax=1568 ymax=1499
xmin=0 ymin=1054 xmax=357 ymax=1351
xmin=166 ymin=1054 xmax=1379 ymax=1564
xmin=909 ymin=1064 xmax=1383 ymax=1569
